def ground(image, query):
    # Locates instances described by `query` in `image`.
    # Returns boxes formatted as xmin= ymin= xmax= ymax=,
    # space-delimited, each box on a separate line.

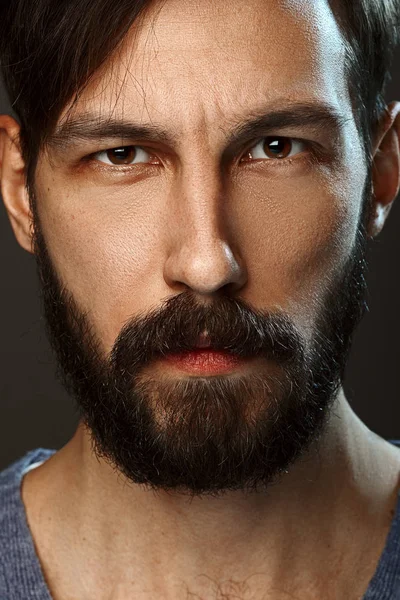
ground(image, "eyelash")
xmin=85 ymin=137 xmax=317 ymax=172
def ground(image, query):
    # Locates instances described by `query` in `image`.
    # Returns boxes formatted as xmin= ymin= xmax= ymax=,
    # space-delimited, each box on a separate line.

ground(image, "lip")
xmin=163 ymin=349 xmax=244 ymax=375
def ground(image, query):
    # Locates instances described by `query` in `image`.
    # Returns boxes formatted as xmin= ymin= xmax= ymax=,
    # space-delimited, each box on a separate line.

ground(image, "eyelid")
xmin=83 ymin=135 xmax=322 ymax=172
xmin=242 ymin=136 xmax=308 ymax=162
xmin=238 ymin=137 xmax=335 ymax=175
xmin=90 ymin=145 xmax=155 ymax=166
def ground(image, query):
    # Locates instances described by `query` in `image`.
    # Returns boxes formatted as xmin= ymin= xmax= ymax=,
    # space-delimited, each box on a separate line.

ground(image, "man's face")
xmin=31 ymin=0 xmax=369 ymax=496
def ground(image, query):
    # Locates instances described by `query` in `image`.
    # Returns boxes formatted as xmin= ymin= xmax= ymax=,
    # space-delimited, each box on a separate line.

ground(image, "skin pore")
xmin=1 ymin=0 xmax=400 ymax=598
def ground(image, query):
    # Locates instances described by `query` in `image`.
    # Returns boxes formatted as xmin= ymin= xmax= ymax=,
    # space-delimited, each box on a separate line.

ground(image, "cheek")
xmin=34 ymin=178 xmax=168 ymax=350
xmin=231 ymin=163 xmax=363 ymax=313
xmin=35 ymin=158 xmax=365 ymax=351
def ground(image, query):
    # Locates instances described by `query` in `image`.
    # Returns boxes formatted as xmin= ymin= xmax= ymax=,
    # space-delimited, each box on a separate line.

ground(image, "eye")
xmin=93 ymin=146 xmax=152 ymax=166
xmin=241 ymin=137 xmax=307 ymax=162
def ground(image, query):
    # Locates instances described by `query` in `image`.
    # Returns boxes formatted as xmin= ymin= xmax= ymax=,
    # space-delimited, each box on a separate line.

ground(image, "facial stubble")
xmin=29 ymin=178 xmax=371 ymax=498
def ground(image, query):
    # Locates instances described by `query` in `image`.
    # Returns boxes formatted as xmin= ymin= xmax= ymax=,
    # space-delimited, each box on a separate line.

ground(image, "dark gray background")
xmin=0 ymin=50 xmax=399 ymax=471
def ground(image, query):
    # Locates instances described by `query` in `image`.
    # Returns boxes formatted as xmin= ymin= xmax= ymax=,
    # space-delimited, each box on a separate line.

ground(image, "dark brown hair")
xmin=0 ymin=0 xmax=399 ymax=193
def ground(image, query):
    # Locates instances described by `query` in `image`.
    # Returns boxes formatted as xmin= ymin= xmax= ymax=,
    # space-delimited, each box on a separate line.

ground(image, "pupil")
xmin=264 ymin=137 xmax=290 ymax=157
xmin=115 ymin=148 xmax=131 ymax=158
xmin=108 ymin=147 xmax=136 ymax=164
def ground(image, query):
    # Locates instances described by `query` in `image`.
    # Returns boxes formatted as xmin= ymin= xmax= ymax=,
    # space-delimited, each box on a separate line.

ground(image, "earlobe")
xmin=368 ymin=101 xmax=400 ymax=239
xmin=0 ymin=115 xmax=34 ymax=254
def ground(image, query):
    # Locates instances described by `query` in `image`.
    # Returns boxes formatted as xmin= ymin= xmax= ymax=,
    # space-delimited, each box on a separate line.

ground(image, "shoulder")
xmin=0 ymin=448 xmax=56 ymax=597
xmin=0 ymin=447 xmax=55 ymax=498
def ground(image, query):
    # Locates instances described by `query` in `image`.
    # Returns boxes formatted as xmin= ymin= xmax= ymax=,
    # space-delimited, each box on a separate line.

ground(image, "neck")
xmin=22 ymin=388 xmax=400 ymax=599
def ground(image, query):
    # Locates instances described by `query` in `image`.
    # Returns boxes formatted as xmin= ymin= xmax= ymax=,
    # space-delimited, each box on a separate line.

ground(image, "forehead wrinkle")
xmin=53 ymin=0 xmax=352 ymax=162
xmin=106 ymin=0 xmax=344 ymax=86
xmin=45 ymin=97 xmax=350 ymax=169
xmin=67 ymin=0 xmax=347 ymax=126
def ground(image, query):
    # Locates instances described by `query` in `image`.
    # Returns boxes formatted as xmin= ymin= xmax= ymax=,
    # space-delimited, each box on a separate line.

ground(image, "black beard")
xmin=30 ymin=179 xmax=371 ymax=499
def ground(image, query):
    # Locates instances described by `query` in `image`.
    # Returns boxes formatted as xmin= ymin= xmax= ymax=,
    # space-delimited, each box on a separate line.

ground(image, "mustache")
xmin=111 ymin=291 xmax=305 ymax=372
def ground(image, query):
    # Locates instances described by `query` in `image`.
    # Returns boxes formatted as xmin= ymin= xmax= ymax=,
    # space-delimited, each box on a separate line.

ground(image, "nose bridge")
xmin=170 ymin=98 xmax=228 ymax=231
xmin=180 ymin=157 xmax=224 ymax=238
xmin=163 ymin=155 xmax=247 ymax=295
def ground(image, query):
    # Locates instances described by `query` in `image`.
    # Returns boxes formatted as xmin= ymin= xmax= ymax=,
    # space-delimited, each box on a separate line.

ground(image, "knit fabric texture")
xmin=1 ymin=443 xmax=400 ymax=599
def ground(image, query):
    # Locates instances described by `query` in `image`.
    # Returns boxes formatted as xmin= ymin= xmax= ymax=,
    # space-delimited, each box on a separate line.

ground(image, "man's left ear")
xmin=368 ymin=100 xmax=400 ymax=239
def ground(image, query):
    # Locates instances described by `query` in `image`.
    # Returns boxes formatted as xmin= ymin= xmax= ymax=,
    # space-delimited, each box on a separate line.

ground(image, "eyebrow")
xmin=47 ymin=101 xmax=350 ymax=156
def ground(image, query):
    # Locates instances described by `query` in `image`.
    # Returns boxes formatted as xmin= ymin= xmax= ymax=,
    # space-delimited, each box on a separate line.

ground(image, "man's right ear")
xmin=0 ymin=115 xmax=34 ymax=254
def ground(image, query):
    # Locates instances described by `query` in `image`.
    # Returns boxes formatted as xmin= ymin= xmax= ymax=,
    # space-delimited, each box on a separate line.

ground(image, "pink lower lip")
xmin=163 ymin=350 xmax=244 ymax=374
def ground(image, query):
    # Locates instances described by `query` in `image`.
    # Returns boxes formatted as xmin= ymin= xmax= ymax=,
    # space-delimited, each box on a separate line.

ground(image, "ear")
xmin=368 ymin=101 xmax=400 ymax=239
xmin=0 ymin=115 xmax=34 ymax=253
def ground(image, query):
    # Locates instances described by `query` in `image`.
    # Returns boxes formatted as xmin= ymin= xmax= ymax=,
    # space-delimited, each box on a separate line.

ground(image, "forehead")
xmin=62 ymin=0 xmax=349 ymax=134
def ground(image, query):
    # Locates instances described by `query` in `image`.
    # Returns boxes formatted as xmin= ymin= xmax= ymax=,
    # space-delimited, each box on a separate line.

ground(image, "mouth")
xmin=158 ymin=330 xmax=248 ymax=376
xmin=162 ymin=348 xmax=246 ymax=375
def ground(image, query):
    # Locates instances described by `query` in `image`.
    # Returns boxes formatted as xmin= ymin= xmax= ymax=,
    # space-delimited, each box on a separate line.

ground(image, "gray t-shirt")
xmin=1 ymin=445 xmax=400 ymax=599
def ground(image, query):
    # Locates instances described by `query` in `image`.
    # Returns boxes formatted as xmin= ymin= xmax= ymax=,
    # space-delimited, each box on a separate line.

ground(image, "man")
xmin=0 ymin=0 xmax=399 ymax=597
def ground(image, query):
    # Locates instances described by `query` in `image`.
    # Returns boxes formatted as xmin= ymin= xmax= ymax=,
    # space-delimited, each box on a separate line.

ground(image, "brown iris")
xmin=106 ymin=147 xmax=137 ymax=165
xmin=263 ymin=137 xmax=292 ymax=159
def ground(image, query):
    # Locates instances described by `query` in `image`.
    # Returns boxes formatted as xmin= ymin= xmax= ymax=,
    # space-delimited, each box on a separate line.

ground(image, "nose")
xmin=163 ymin=167 xmax=247 ymax=296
